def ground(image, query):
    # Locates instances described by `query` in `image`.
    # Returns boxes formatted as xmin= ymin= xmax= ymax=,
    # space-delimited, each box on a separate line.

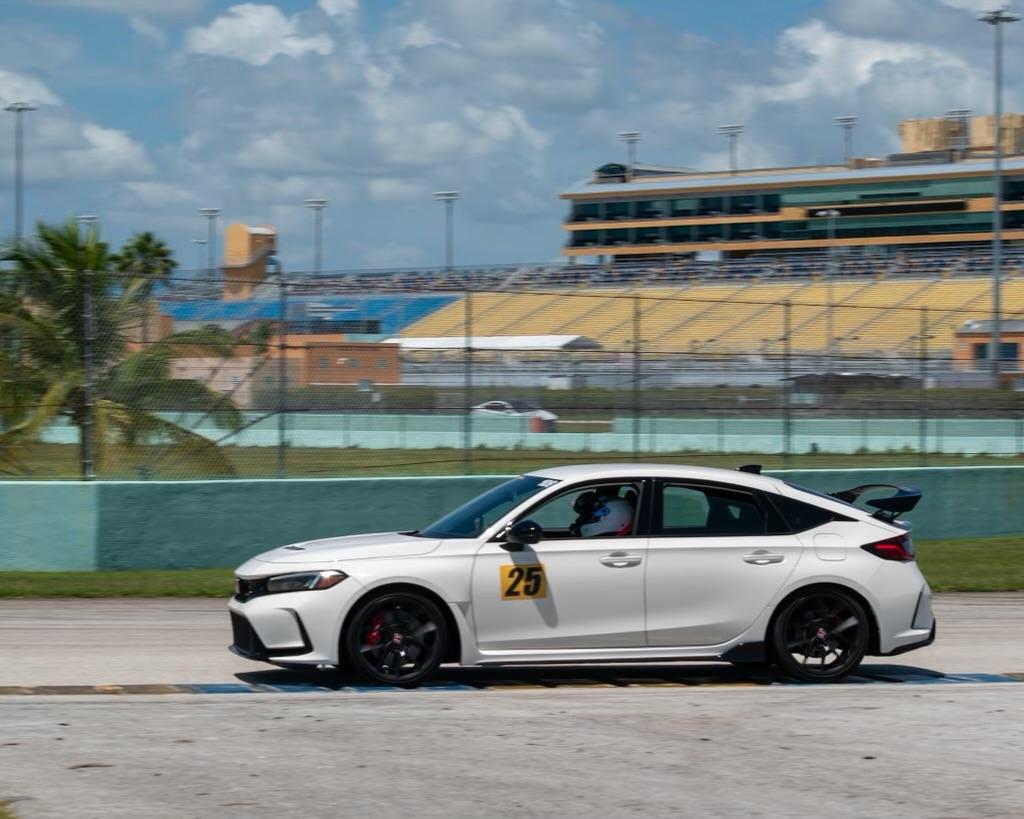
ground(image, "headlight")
xmin=264 ymin=570 xmax=348 ymax=594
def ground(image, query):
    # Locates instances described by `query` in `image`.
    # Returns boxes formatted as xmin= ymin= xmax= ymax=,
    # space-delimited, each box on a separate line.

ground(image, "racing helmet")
xmin=573 ymin=492 xmax=634 ymax=537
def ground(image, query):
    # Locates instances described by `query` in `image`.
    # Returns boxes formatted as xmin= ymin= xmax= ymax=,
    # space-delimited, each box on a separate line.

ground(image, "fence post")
xmin=919 ymin=306 xmax=928 ymax=464
xmin=782 ymin=299 xmax=792 ymax=467
xmin=632 ymin=292 xmax=641 ymax=462
xmin=464 ymin=287 xmax=473 ymax=474
xmin=277 ymin=270 xmax=287 ymax=478
xmin=81 ymin=268 xmax=96 ymax=480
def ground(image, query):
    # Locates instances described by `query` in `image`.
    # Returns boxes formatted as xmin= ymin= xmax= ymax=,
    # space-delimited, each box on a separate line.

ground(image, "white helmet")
xmin=574 ymin=493 xmax=634 ymax=537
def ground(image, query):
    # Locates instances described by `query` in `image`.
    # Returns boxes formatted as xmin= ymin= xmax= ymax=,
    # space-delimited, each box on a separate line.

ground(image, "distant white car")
xmin=470 ymin=399 xmax=558 ymax=422
xmin=229 ymin=463 xmax=935 ymax=685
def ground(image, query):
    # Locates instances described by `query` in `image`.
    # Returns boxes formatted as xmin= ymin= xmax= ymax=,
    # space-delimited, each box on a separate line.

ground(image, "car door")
xmin=470 ymin=480 xmax=648 ymax=651
xmin=644 ymin=480 xmax=803 ymax=647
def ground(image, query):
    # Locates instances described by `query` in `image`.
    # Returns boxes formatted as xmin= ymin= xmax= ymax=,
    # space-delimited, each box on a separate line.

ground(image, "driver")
xmin=569 ymin=491 xmax=634 ymax=537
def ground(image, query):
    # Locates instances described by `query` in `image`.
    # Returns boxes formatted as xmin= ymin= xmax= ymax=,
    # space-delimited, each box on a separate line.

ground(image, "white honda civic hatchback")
xmin=229 ymin=464 xmax=935 ymax=685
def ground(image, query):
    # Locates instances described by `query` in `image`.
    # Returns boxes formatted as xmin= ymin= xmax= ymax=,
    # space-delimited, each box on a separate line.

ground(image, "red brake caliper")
xmin=365 ymin=612 xmax=386 ymax=646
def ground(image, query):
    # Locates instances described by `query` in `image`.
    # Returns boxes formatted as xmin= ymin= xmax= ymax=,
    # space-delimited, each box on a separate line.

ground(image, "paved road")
xmin=1 ymin=685 xmax=1022 ymax=819
xmin=0 ymin=593 xmax=1021 ymax=687
xmin=1 ymin=595 xmax=1022 ymax=818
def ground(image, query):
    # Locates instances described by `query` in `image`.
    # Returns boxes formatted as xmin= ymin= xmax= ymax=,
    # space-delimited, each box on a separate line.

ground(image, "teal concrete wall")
xmin=93 ymin=476 xmax=502 ymax=570
xmin=38 ymin=413 xmax=1024 ymax=454
xmin=0 ymin=482 xmax=97 ymax=570
xmin=3 ymin=467 xmax=1024 ymax=570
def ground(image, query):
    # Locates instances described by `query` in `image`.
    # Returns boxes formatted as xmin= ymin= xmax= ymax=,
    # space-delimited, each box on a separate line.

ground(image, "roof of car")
xmin=527 ymin=463 xmax=788 ymax=492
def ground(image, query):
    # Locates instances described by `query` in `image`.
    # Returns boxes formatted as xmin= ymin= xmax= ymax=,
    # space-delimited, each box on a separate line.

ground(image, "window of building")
xmin=572 ymin=230 xmax=601 ymax=247
xmin=668 ymin=225 xmax=693 ymax=243
xmin=349 ymin=357 xmax=360 ymax=368
xmin=698 ymin=197 xmax=724 ymax=216
xmin=377 ymin=357 xmax=389 ymax=369
xmin=697 ymin=223 xmax=724 ymax=242
xmin=729 ymin=195 xmax=759 ymax=215
xmin=319 ymin=357 xmax=329 ymax=368
xmin=636 ymin=227 xmax=662 ymax=244
xmin=574 ymin=202 xmax=601 ymax=221
xmin=636 ymin=200 xmax=668 ymax=218
xmin=231 ymin=376 xmax=240 ymax=384
xmin=973 ymin=342 xmax=1019 ymax=362
xmin=264 ymin=376 xmax=274 ymax=384
xmin=605 ymin=201 xmax=631 ymax=220
xmin=671 ymin=198 xmax=697 ymax=217
xmin=605 ymin=228 xmax=630 ymax=245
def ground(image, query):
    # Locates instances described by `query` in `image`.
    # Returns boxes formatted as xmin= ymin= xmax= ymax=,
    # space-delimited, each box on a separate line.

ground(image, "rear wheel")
xmin=344 ymin=591 xmax=447 ymax=686
xmin=770 ymin=588 xmax=868 ymax=683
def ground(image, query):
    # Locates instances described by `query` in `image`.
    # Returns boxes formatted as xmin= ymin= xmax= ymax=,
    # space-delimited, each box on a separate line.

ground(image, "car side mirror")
xmin=502 ymin=519 xmax=543 ymax=550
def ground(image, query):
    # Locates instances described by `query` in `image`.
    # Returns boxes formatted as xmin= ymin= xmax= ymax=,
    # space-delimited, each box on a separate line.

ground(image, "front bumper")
xmin=229 ymin=610 xmax=311 ymax=662
xmin=227 ymin=569 xmax=363 ymax=665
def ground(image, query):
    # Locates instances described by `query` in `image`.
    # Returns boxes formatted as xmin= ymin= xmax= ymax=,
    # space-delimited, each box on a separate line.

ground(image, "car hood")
xmin=246 ymin=532 xmax=441 ymax=566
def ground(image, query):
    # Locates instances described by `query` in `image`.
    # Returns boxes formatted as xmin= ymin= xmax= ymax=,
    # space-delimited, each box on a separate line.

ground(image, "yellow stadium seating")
xmin=399 ymin=275 xmax=1022 ymax=355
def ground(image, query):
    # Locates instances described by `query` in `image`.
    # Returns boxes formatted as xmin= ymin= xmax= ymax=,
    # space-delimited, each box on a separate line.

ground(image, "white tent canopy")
xmin=386 ymin=335 xmax=602 ymax=351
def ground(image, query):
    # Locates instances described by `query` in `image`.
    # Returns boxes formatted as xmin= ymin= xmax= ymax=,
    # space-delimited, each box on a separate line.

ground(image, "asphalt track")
xmin=1 ymin=594 xmax=1022 ymax=818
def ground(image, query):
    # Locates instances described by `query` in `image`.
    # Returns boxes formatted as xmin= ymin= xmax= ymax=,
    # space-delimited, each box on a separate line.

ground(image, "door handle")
xmin=600 ymin=552 xmax=642 ymax=568
xmin=743 ymin=551 xmax=784 ymax=565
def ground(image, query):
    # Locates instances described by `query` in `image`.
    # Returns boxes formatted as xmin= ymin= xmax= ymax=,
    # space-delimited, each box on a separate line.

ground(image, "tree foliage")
xmin=0 ymin=219 xmax=243 ymax=477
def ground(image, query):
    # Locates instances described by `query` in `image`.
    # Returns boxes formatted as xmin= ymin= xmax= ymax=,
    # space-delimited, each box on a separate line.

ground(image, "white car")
xmin=229 ymin=463 xmax=935 ymax=685
xmin=470 ymin=399 xmax=558 ymax=422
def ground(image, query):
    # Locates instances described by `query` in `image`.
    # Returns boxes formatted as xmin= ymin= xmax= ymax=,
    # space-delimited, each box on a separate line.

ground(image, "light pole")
xmin=5 ymin=102 xmax=37 ymax=243
xmin=76 ymin=214 xmax=98 ymax=241
xmin=979 ymin=7 xmax=1018 ymax=389
xmin=303 ymin=198 xmax=328 ymax=274
xmin=946 ymin=108 xmax=973 ymax=153
xmin=199 ymin=207 xmax=221 ymax=281
xmin=433 ymin=190 xmax=469 ymax=470
xmin=190 ymin=238 xmax=207 ymax=272
xmin=833 ymin=115 xmax=858 ymax=165
xmin=433 ymin=191 xmax=459 ymax=273
xmin=815 ymin=208 xmax=841 ymax=372
xmin=618 ymin=131 xmax=640 ymax=180
xmin=718 ymin=124 xmax=744 ymax=175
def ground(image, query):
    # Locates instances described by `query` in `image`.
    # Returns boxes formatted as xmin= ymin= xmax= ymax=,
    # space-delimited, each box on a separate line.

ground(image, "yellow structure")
xmin=402 ymin=275 xmax=1024 ymax=356
xmin=223 ymin=223 xmax=277 ymax=301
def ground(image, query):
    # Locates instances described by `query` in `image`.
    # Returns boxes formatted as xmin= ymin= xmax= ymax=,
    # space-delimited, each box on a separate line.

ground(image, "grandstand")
xmin=159 ymin=243 xmax=1024 ymax=360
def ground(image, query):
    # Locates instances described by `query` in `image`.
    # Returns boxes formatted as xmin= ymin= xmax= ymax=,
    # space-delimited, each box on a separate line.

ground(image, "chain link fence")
xmin=4 ymin=263 xmax=1024 ymax=480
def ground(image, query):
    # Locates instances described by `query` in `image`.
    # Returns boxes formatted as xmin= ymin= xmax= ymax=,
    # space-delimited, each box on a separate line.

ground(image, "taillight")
xmin=861 ymin=535 xmax=915 ymax=562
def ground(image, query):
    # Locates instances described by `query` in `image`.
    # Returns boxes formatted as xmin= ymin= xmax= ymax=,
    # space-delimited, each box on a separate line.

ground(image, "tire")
xmin=770 ymin=588 xmax=869 ymax=683
xmin=344 ymin=591 xmax=448 ymax=686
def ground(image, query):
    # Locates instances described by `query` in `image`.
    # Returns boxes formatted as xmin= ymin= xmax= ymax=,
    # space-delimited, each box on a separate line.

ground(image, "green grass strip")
xmin=0 ymin=535 xmax=1021 ymax=596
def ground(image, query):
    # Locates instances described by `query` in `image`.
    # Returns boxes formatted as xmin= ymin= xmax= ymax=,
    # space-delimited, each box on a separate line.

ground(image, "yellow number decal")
xmin=500 ymin=564 xmax=547 ymax=600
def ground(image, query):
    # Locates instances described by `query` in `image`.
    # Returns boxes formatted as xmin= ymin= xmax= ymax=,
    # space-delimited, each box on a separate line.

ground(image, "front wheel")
xmin=344 ymin=591 xmax=447 ymax=686
xmin=770 ymin=588 xmax=869 ymax=683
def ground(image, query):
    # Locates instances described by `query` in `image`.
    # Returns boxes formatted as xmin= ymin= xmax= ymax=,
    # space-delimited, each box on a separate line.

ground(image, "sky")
xmin=0 ymin=0 xmax=1019 ymax=273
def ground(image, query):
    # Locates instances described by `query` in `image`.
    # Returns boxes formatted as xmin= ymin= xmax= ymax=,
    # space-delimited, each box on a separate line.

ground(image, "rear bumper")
xmin=880 ymin=620 xmax=936 ymax=657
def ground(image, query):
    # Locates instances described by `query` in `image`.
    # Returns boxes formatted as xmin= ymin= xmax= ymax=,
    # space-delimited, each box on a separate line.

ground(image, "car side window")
xmin=656 ymin=483 xmax=766 ymax=537
xmin=523 ymin=482 xmax=641 ymax=539
xmin=766 ymin=493 xmax=842 ymax=533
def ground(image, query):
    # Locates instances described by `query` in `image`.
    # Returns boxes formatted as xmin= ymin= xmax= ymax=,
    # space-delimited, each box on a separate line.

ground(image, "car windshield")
xmin=419 ymin=475 xmax=556 ymax=539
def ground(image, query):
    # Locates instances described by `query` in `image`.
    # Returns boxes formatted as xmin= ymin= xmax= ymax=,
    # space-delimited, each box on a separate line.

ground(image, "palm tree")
xmin=0 ymin=218 xmax=243 ymax=478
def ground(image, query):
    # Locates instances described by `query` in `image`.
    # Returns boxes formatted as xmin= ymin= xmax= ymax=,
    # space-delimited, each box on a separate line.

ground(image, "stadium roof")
xmin=386 ymin=335 xmax=603 ymax=351
xmin=562 ymin=156 xmax=1024 ymax=197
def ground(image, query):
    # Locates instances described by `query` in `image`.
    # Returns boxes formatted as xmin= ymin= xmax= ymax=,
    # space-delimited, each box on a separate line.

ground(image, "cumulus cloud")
xmin=318 ymin=0 xmax=358 ymax=20
xmin=129 ymin=17 xmax=167 ymax=48
xmin=185 ymin=4 xmax=334 ymax=66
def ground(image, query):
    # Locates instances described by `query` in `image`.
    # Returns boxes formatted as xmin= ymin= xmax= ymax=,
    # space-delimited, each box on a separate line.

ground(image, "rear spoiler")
xmin=829 ymin=484 xmax=922 ymax=523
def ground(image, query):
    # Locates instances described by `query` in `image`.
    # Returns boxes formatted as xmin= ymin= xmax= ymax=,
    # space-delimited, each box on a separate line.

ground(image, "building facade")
xmin=561 ymin=117 xmax=1024 ymax=261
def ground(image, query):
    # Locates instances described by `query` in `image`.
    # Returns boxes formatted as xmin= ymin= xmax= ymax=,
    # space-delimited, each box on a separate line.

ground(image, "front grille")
xmin=230 ymin=612 xmax=267 ymax=659
xmin=234 ymin=577 xmax=268 ymax=602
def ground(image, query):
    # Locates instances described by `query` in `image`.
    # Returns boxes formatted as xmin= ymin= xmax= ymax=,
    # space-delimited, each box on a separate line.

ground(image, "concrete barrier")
xmin=4 ymin=466 xmax=1024 ymax=570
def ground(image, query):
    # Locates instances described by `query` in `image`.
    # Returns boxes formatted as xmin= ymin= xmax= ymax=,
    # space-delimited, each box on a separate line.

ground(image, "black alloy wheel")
xmin=771 ymin=589 xmax=869 ymax=683
xmin=345 ymin=592 xmax=447 ymax=686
